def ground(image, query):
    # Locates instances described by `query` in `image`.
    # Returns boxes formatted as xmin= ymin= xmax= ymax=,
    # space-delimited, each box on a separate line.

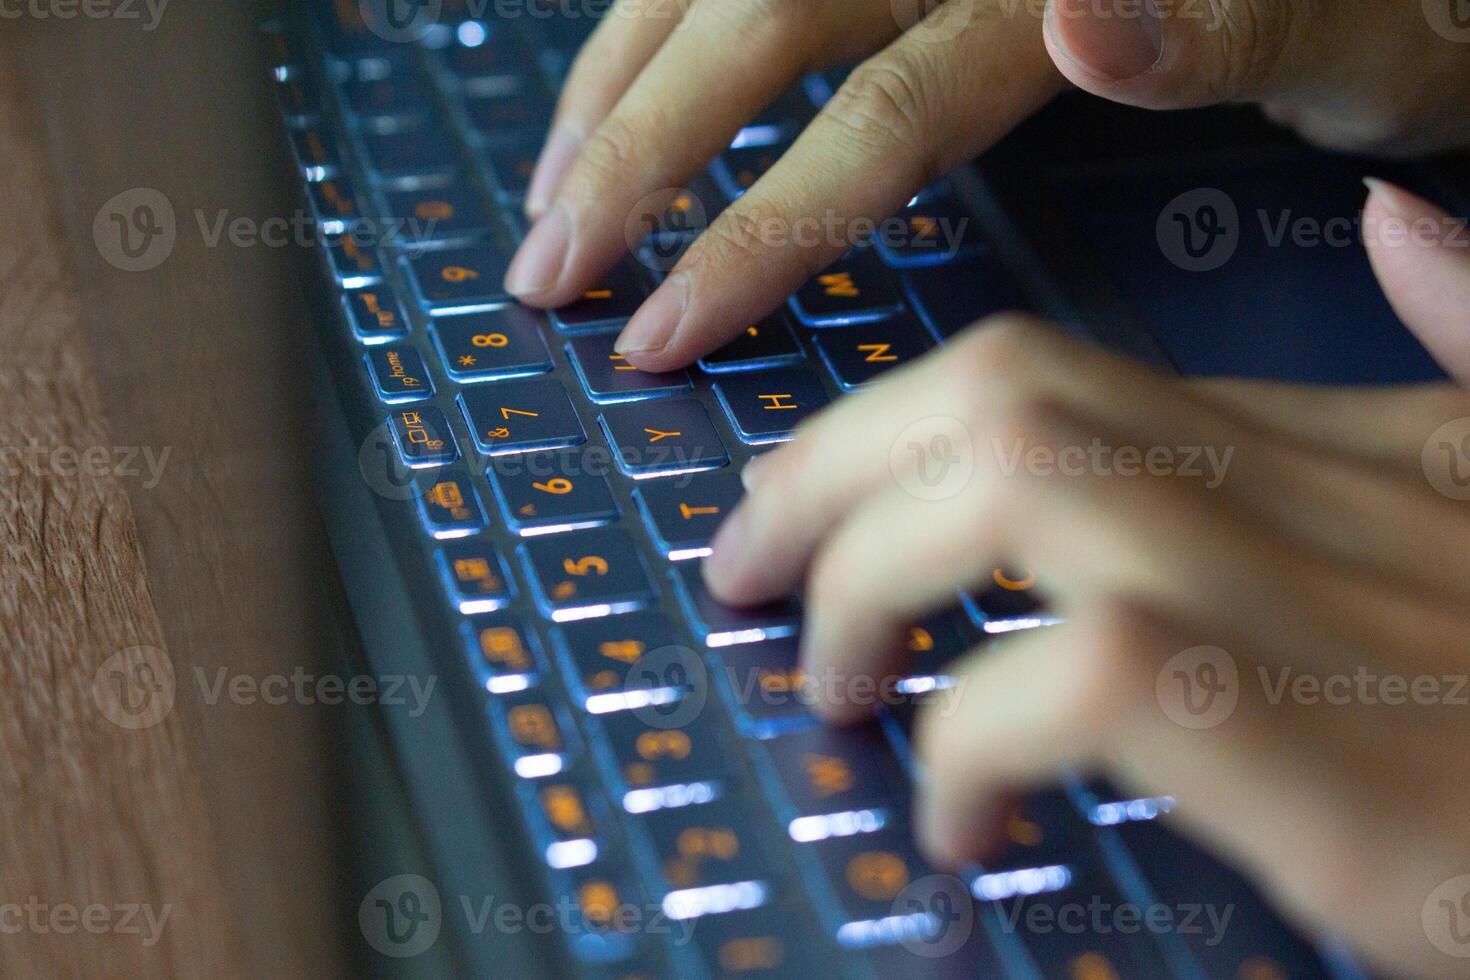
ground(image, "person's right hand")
xmin=503 ymin=0 xmax=1470 ymax=372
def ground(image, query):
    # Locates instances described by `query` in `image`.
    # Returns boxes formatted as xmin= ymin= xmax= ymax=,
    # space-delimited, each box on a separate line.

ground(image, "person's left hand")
xmin=699 ymin=180 xmax=1470 ymax=976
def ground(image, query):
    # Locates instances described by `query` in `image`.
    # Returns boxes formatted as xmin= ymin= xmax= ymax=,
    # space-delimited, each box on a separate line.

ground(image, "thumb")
xmin=1362 ymin=178 xmax=1470 ymax=384
xmin=1041 ymin=0 xmax=1385 ymax=111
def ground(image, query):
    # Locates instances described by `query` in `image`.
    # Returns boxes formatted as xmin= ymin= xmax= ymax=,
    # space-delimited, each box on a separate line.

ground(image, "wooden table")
xmin=2 ymin=10 xmax=351 ymax=976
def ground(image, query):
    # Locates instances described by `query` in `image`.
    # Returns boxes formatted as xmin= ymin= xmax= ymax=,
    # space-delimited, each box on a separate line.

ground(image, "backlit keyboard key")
xmin=384 ymin=186 xmax=492 ymax=242
xmin=554 ymin=612 xmax=688 ymax=713
xmin=550 ymin=259 xmax=649 ymax=333
xmin=466 ymin=83 xmax=549 ymax=135
xmin=757 ymin=724 xmax=909 ymax=838
xmin=366 ymin=344 xmax=434 ymax=402
xmin=493 ymin=690 xmax=580 ymax=778
xmin=714 ymin=638 xmax=815 ymax=738
xmin=690 ymin=905 xmax=826 ymax=979
xmin=598 ymin=709 xmax=730 ymax=812
xmin=326 ymin=236 xmax=382 ymax=287
xmin=642 ymin=801 xmax=774 ymax=917
xmin=998 ymin=870 xmax=1173 ymax=978
xmin=713 ymin=141 xmax=790 ymax=199
xmin=672 ymin=564 xmax=799 ymax=647
xmin=361 ymin=128 xmax=460 ymax=185
xmin=713 ymin=367 xmax=830 ymax=444
xmin=813 ymin=318 xmax=933 ymax=390
xmin=633 ymin=470 xmax=743 ymax=560
xmin=599 ymin=399 xmax=728 ymax=477
xmin=388 ymin=405 xmax=458 ymax=466
xmin=901 ymin=255 xmax=1028 ymax=342
xmin=488 ymin=450 xmax=619 ymax=534
xmin=342 ymin=73 xmax=434 ymax=126
xmin=461 ymin=614 xmax=541 ymax=692
xmin=459 ymin=378 xmax=586 ymax=455
xmin=558 ymin=864 xmax=654 ymax=963
xmin=523 ymin=778 xmax=605 ymax=869
xmin=697 ymin=313 xmax=803 ymax=374
xmin=415 ymin=467 xmax=487 ymax=537
xmin=433 ymin=307 xmax=553 ymax=381
xmin=345 ymin=287 xmax=409 ymax=344
xmin=439 ymin=541 xmax=515 ymax=614
xmin=633 ymin=176 xmax=721 ymax=241
xmin=483 ymin=135 xmax=541 ymax=199
xmin=521 ymin=527 xmax=656 ymax=620
xmin=802 ymin=821 xmax=939 ymax=948
xmin=406 ymin=244 xmax=511 ymax=313
xmin=875 ymin=196 xmax=989 ymax=268
xmin=790 ymin=250 xmax=904 ymax=327
xmin=289 ymin=127 xmax=339 ymax=179
xmin=567 ymin=333 xmax=692 ymax=403
xmin=307 ymin=177 xmax=363 ymax=235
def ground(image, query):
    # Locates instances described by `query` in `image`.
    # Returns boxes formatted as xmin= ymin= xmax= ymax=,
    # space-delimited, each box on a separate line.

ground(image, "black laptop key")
xmin=712 ymin=141 xmax=790 ymax=199
xmin=415 ymin=467 xmax=487 ymax=538
xmin=567 ymin=333 xmax=692 ymax=403
xmin=459 ymin=378 xmax=586 ymax=455
xmin=439 ymin=542 xmax=516 ymax=615
xmin=345 ymin=287 xmax=409 ymax=344
xmin=326 ymin=236 xmax=382 ymax=287
xmin=634 ymin=470 xmax=743 ymax=560
xmin=713 ymin=367 xmax=830 ymax=444
xmin=461 ymin=614 xmax=541 ymax=692
xmin=904 ymin=608 xmax=980 ymax=682
xmin=814 ymin=317 xmax=933 ymax=390
xmin=488 ymin=450 xmax=619 ymax=534
xmin=555 ymin=612 xmax=688 ymax=713
xmin=998 ymin=869 xmax=1173 ymax=979
xmin=342 ymin=73 xmax=434 ymax=125
xmin=790 ymin=250 xmax=904 ymax=327
xmin=802 ymin=820 xmax=942 ymax=948
xmin=434 ymin=306 xmax=552 ymax=381
xmin=714 ymin=638 xmax=814 ymax=738
xmin=690 ymin=905 xmax=827 ymax=979
xmin=521 ymin=526 xmax=655 ymax=619
xmin=550 ymin=259 xmax=649 ymax=333
xmin=758 ymin=723 xmax=910 ymax=834
xmin=365 ymin=345 xmax=434 ymax=402
xmin=387 ymin=405 xmax=458 ymax=466
xmin=384 ymin=186 xmax=492 ymax=242
xmin=524 ymin=778 xmax=604 ymax=869
xmin=466 ymin=84 xmax=549 ymax=136
xmin=697 ymin=313 xmax=803 ymax=373
xmin=902 ymin=255 xmax=1029 ymax=342
xmin=307 ymin=177 xmax=364 ymax=234
xmin=672 ymin=564 xmax=799 ymax=647
xmin=494 ymin=690 xmax=580 ymax=779
xmin=407 ymin=244 xmax=512 ymax=313
xmin=599 ymin=399 xmax=729 ymax=477
xmin=361 ymin=128 xmax=459 ymax=184
xmin=875 ymin=195 xmax=989 ymax=268
xmin=483 ymin=135 xmax=542 ymax=199
xmin=289 ymin=127 xmax=339 ymax=179
xmin=642 ymin=801 xmax=775 ymax=914
xmin=598 ymin=708 xmax=731 ymax=812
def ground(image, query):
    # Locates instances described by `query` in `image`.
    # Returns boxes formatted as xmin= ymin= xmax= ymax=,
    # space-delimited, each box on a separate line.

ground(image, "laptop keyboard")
xmin=267 ymin=5 xmax=1351 ymax=978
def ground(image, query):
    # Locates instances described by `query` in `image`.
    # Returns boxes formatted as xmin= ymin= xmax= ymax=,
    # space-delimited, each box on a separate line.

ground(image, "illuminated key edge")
xmin=661 ymin=880 xmax=768 ymax=920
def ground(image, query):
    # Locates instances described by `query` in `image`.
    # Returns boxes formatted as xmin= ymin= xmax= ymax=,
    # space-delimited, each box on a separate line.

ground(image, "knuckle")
xmin=1208 ymin=0 xmax=1306 ymax=99
xmin=825 ymin=56 xmax=941 ymax=176
xmin=570 ymin=114 xmax=654 ymax=197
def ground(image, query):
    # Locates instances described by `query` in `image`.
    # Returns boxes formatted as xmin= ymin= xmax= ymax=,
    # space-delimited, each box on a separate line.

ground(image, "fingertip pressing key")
xmin=614 ymin=273 xmax=687 ymax=360
xmin=504 ymin=205 xmax=572 ymax=300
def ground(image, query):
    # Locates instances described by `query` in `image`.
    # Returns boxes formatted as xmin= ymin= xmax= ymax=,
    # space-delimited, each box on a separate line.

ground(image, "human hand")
xmin=699 ymin=180 xmax=1470 ymax=976
xmin=503 ymin=0 xmax=1470 ymax=371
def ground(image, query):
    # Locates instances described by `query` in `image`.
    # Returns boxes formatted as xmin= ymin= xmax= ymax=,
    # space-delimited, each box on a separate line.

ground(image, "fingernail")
xmin=740 ymin=453 xmax=772 ymax=492
xmin=1362 ymin=176 xmax=1437 ymax=222
xmin=505 ymin=205 xmax=571 ymax=297
xmin=525 ymin=127 xmax=581 ymax=218
xmin=615 ymin=273 xmax=687 ymax=354
xmin=702 ymin=504 xmax=749 ymax=592
xmin=1049 ymin=0 xmax=1164 ymax=82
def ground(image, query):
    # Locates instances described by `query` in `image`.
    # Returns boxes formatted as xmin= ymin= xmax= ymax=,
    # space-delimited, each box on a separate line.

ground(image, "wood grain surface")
xmin=3 ymin=9 xmax=352 ymax=977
